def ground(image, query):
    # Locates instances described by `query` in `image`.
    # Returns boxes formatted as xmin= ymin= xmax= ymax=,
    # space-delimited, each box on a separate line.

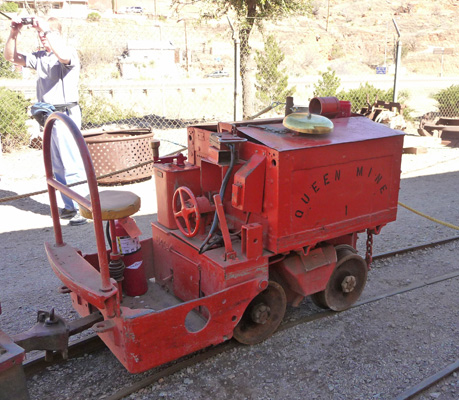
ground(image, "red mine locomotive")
xmin=0 ymin=97 xmax=404 ymax=396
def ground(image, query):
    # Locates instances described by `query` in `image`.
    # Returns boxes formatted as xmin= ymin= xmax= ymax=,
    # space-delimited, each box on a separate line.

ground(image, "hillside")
xmin=3 ymin=1 xmax=459 ymax=79
xmin=170 ymin=0 xmax=459 ymax=77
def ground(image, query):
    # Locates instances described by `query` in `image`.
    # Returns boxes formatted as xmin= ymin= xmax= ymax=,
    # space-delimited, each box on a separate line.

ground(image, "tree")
xmin=255 ymin=34 xmax=295 ymax=105
xmin=313 ymin=68 xmax=341 ymax=98
xmin=173 ymin=0 xmax=310 ymax=118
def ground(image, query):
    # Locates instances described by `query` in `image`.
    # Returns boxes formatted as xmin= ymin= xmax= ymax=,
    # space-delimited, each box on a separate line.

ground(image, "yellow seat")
xmin=80 ymin=190 xmax=141 ymax=221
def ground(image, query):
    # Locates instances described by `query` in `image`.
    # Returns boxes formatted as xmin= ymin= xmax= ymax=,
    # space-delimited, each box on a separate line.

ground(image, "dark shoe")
xmin=60 ymin=208 xmax=77 ymax=220
xmin=69 ymin=212 xmax=88 ymax=226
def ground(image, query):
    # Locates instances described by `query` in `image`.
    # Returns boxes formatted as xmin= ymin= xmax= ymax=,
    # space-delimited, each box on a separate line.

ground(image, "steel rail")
xmin=22 ymin=267 xmax=459 ymax=399
xmin=23 ymin=335 xmax=104 ymax=378
xmin=392 ymin=359 xmax=459 ymax=400
xmin=372 ymin=235 xmax=459 ymax=261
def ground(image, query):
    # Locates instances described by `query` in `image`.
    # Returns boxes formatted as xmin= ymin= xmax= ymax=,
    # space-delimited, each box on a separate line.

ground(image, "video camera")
xmin=21 ymin=17 xmax=34 ymax=25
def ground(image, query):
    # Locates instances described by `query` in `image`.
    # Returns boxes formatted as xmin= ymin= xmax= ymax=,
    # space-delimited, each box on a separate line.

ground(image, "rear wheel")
xmin=334 ymin=244 xmax=358 ymax=260
xmin=310 ymin=246 xmax=367 ymax=312
xmin=310 ymin=290 xmax=327 ymax=309
xmin=323 ymin=254 xmax=367 ymax=311
xmin=233 ymin=281 xmax=287 ymax=345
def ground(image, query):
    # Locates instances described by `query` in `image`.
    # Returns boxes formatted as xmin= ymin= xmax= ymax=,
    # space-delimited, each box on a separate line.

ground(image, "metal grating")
xmin=83 ymin=128 xmax=156 ymax=185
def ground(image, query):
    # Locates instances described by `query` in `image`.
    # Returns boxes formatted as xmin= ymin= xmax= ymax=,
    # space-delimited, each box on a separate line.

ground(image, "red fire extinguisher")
xmin=114 ymin=217 xmax=148 ymax=296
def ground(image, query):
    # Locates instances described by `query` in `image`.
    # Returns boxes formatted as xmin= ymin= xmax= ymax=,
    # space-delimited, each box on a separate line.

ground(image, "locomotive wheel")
xmin=323 ymin=254 xmax=368 ymax=312
xmin=233 ymin=281 xmax=287 ymax=345
xmin=310 ymin=245 xmax=358 ymax=309
xmin=334 ymin=244 xmax=358 ymax=260
xmin=310 ymin=290 xmax=328 ymax=309
xmin=172 ymin=186 xmax=201 ymax=238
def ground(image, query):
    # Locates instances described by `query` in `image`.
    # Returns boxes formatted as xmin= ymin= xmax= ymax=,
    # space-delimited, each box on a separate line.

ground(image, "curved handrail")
xmin=42 ymin=112 xmax=113 ymax=292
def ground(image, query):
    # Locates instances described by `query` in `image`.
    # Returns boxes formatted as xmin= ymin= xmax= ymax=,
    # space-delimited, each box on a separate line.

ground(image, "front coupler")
xmin=0 ymin=309 xmax=103 ymax=400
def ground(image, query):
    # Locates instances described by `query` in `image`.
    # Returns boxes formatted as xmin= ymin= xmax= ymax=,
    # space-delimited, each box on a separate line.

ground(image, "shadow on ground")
xmin=0 ymin=189 xmax=50 ymax=216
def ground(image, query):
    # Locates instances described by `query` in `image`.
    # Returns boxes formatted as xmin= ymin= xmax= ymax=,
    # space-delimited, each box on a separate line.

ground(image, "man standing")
xmin=5 ymin=16 xmax=87 ymax=225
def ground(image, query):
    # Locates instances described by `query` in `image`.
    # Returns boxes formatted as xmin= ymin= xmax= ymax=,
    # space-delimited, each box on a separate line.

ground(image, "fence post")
xmin=392 ymin=18 xmax=402 ymax=103
xmin=234 ymin=37 xmax=241 ymax=121
xmin=228 ymin=16 xmax=241 ymax=121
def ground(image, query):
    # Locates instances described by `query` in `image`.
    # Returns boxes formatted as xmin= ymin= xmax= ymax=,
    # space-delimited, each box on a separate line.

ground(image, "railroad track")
xmin=372 ymin=235 xmax=459 ymax=261
xmin=98 ymin=269 xmax=459 ymax=400
xmin=393 ymin=359 xmax=459 ymax=400
xmin=23 ymin=236 xmax=459 ymax=399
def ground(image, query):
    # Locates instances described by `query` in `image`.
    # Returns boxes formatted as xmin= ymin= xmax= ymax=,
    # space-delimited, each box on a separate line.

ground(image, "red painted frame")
xmin=41 ymin=112 xmax=403 ymax=373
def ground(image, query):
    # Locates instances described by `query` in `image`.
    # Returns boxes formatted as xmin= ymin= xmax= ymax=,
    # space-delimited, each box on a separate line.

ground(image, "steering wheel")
xmin=172 ymin=186 xmax=201 ymax=238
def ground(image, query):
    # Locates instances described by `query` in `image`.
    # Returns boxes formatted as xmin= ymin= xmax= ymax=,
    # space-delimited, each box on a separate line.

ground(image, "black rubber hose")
xmin=105 ymin=220 xmax=112 ymax=250
xmin=199 ymin=143 xmax=236 ymax=254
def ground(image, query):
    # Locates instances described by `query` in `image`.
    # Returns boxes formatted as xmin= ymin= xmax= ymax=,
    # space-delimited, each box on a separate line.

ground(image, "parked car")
xmin=205 ymin=70 xmax=229 ymax=78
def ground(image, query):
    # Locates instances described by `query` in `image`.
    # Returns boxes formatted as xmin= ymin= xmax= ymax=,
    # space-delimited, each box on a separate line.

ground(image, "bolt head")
xmin=341 ymin=275 xmax=357 ymax=293
xmin=251 ymin=303 xmax=271 ymax=324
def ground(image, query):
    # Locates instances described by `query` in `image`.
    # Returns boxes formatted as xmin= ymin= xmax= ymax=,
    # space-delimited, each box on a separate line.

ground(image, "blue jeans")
xmin=50 ymin=106 xmax=87 ymax=211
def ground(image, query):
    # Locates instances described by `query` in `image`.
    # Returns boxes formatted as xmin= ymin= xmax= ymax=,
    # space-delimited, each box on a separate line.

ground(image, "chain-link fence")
xmin=1 ymin=13 xmax=459 ymax=153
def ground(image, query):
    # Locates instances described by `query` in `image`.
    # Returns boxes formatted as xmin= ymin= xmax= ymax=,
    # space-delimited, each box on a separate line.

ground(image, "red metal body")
xmin=37 ymin=104 xmax=403 ymax=373
xmin=114 ymin=218 xmax=148 ymax=296
xmin=0 ymin=330 xmax=29 ymax=400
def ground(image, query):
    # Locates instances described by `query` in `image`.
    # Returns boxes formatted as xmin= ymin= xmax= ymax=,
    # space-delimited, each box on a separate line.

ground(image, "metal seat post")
xmin=42 ymin=112 xmax=112 ymax=293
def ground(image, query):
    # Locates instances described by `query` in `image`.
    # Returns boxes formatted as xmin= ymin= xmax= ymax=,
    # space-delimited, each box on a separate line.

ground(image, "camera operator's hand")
xmin=32 ymin=18 xmax=50 ymax=33
xmin=9 ymin=17 xmax=23 ymax=34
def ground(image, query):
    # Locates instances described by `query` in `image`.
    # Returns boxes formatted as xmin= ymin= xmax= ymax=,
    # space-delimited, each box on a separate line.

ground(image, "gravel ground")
xmin=0 ymin=130 xmax=458 ymax=400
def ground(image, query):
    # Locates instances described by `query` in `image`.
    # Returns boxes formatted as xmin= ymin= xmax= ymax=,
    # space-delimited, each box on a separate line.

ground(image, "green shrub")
xmin=0 ymin=52 xmax=20 ymax=78
xmin=312 ymin=73 xmax=412 ymax=119
xmin=0 ymin=2 xmax=18 ymax=12
xmin=336 ymin=83 xmax=412 ymax=120
xmin=0 ymin=88 xmax=31 ymax=152
xmin=401 ymin=45 xmax=410 ymax=60
xmin=338 ymin=83 xmax=402 ymax=112
xmin=313 ymin=68 xmax=341 ymax=97
xmin=79 ymin=91 xmax=138 ymax=128
xmin=87 ymin=12 xmax=101 ymax=22
xmin=330 ymin=43 xmax=345 ymax=60
xmin=337 ymin=83 xmax=392 ymax=112
xmin=0 ymin=39 xmax=21 ymax=78
xmin=432 ymin=85 xmax=459 ymax=117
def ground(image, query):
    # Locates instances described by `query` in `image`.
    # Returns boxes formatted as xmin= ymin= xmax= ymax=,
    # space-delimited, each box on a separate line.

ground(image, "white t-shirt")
xmin=25 ymin=48 xmax=80 ymax=105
